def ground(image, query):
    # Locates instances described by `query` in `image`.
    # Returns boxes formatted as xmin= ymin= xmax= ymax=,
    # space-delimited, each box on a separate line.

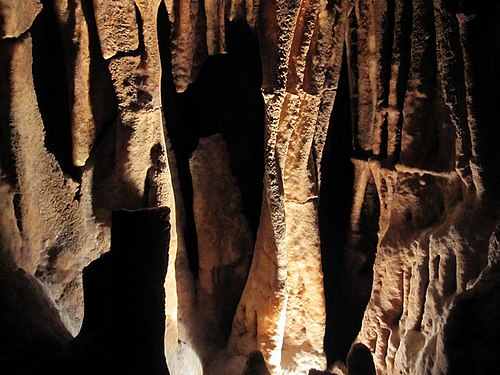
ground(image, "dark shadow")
xmin=60 ymin=208 xmax=171 ymax=375
xmin=0 ymin=208 xmax=171 ymax=375
xmin=320 ymin=50 xmax=377 ymax=365
xmin=0 ymin=259 xmax=71 ymax=375
xmin=158 ymin=3 xmax=265 ymax=279
xmin=392 ymin=0 xmax=413 ymax=163
xmin=319 ymin=49 xmax=356 ymax=365
xmin=30 ymin=0 xmax=80 ymax=180
xmin=459 ymin=0 xmax=500 ymax=199
xmin=0 ymin=38 xmax=15 ymax=186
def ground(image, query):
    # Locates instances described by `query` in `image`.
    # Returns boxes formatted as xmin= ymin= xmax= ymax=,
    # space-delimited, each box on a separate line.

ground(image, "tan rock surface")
xmin=53 ymin=0 xmax=96 ymax=167
xmin=93 ymin=0 xmax=139 ymax=59
xmin=348 ymin=1 xmax=500 ymax=374
xmin=0 ymin=0 xmax=499 ymax=374
xmin=0 ymin=0 xmax=42 ymax=38
xmin=0 ymin=33 xmax=107 ymax=334
xmin=229 ymin=1 xmax=351 ymax=373
xmin=189 ymin=134 xmax=253 ymax=359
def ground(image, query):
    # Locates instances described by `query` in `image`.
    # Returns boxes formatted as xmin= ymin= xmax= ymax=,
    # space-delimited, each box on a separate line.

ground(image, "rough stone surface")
xmin=0 ymin=0 xmax=499 ymax=374
xmin=229 ymin=2 xmax=352 ymax=373
xmin=348 ymin=1 xmax=500 ymax=374
xmin=93 ymin=0 xmax=139 ymax=59
xmin=0 ymin=0 xmax=42 ymax=38
xmin=189 ymin=134 xmax=253 ymax=360
xmin=0 ymin=33 xmax=106 ymax=334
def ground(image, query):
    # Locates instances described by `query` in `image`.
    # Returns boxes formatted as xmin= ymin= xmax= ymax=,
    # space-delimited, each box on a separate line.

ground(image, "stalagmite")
xmin=189 ymin=134 xmax=253 ymax=355
xmin=229 ymin=1 xmax=352 ymax=373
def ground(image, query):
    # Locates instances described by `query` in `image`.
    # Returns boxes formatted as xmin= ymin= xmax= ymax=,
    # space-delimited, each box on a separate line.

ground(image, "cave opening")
xmin=158 ymin=4 xmax=265 ymax=280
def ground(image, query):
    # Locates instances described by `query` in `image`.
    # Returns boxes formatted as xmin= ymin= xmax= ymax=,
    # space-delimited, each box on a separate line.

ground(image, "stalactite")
xmin=353 ymin=1 xmax=500 ymax=374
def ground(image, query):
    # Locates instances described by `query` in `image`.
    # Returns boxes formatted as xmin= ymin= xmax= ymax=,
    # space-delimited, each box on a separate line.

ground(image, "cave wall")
xmin=347 ymin=1 xmax=500 ymax=374
xmin=0 ymin=0 xmax=499 ymax=374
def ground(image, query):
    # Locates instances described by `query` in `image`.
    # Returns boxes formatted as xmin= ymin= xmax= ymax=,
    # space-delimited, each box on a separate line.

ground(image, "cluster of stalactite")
xmin=0 ymin=0 xmax=498 ymax=374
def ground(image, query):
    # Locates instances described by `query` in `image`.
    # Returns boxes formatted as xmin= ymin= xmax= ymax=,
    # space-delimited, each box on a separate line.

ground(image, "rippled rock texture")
xmin=0 ymin=0 xmax=499 ymax=374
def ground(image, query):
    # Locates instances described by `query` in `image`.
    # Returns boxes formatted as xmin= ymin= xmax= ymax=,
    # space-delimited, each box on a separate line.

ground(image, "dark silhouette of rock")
xmin=444 ymin=226 xmax=500 ymax=375
xmin=241 ymin=351 xmax=271 ymax=375
xmin=0 ymin=260 xmax=71 ymax=374
xmin=347 ymin=343 xmax=375 ymax=375
xmin=309 ymin=369 xmax=333 ymax=374
xmin=61 ymin=207 xmax=171 ymax=375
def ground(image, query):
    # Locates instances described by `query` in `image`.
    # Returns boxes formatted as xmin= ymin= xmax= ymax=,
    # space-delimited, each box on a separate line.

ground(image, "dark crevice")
xmin=0 ymin=38 xmax=15 ymax=186
xmin=319 ymin=50 xmax=356 ymax=366
xmin=392 ymin=0 xmax=413 ymax=163
xmin=379 ymin=113 xmax=389 ymax=160
xmin=379 ymin=0 xmax=395 ymax=161
xmin=380 ymin=0 xmax=395 ymax=110
xmin=395 ymin=0 xmax=413 ymax=109
xmin=393 ymin=109 xmax=404 ymax=163
xmin=134 ymin=4 xmax=146 ymax=62
xmin=321 ymin=46 xmax=379 ymax=366
xmin=104 ymin=49 xmax=142 ymax=60
xmin=158 ymin=4 xmax=265 ymax=279
xmin=80 ymin=0 xmax=118 ymax=159
xmin=459 ymin=0 xmax=500 ymax=199
xmin=415 ymin=257 xmax=430 ymax=331
xmin=357 ymin=178 xmax=379 ymax=280
xmin=346 ymin=9 xmax=360 ymax=154
xmin=31 ymin=0 xmax=80 ymax=180
xmin=12 ymin=193 xmax=23 ymax=233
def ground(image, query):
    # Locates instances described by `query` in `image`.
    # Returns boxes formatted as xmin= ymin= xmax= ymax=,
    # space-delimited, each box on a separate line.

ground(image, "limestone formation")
xmin=0 ymin=32 xmax=103 ymax=334
xmin=0 ymin=0 xmax=42 ymax=38
xmin=0 ymin=0 xmax=499 ymax=374
xmin=347 ymin=1 xmax=500 ymax=374
xmin=189 ymin=134 xmax=253 ymax=357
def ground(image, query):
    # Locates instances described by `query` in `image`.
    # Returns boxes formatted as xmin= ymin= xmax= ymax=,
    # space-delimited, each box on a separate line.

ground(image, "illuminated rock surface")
xmin=0 ymin=0 xmax=499 ymax=374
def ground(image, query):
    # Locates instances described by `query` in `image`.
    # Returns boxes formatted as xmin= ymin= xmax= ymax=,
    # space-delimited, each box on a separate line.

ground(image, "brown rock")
xmin=52 ymin=0 xmax=98 ymax=167
xmin=93 ymin=0 xmax=139 ymax=59
xmin=0 ymin=0 xmax=42 ymax=38
xmin=1 ymin=1 xmax=499 ymax=375
xmin=190 ymin=134 xmax=253 ymax=353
